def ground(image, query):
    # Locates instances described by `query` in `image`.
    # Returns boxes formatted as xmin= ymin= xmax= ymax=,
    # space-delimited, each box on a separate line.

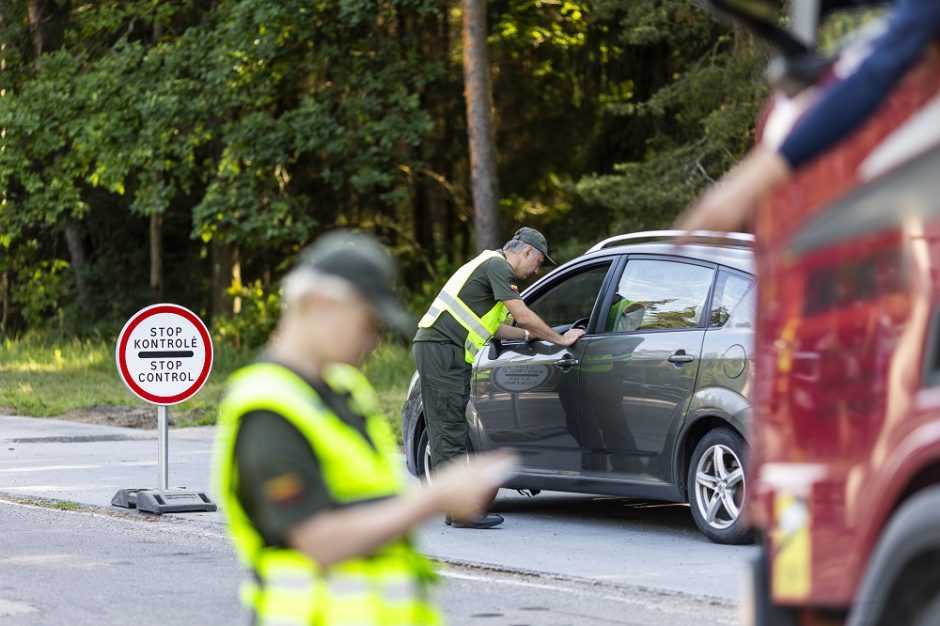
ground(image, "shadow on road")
xmin=491 ymin=491 xmax=707 ymax=538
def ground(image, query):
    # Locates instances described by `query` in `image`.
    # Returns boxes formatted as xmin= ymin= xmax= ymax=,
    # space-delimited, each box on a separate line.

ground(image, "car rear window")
xmin=710 ymin=271 xmax=754 ymax=327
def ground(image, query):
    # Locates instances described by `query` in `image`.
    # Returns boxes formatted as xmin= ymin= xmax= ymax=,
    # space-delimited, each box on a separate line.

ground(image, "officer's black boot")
xmin=444 ymin=512 xmax=504 ymax=529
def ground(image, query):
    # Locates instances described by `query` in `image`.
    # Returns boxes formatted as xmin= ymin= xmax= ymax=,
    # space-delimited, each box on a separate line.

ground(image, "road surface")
xmin=0 ymin=415 xmax=749 ymax=624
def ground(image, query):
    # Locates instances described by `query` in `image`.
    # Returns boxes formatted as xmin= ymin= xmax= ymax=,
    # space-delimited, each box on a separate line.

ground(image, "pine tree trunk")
xmin=211 ymin=240 xmax=234 ymax=319
xmin=63 ymin=222 xmax=92 ymax=314
xmin=0 ymin=12 xmax=7 ymax=332
xmin=27 ymin=1 xmax=43 ymax=59
xmin=461 ymin=0 xmax=500 ymax=252
xmin=149 ymin=213 xmax=164 ymax=300
xmin=231 ymin=245 xmax=242 ymax=315
xmin=211 ymin=241 xmax=241 ymax=318
xmin=30 ymin=1 xmax=92 ymax=314
xmin=149 ymin=17 xmax=165 ymax=301
xmin=1 ymin=271 xmax=9 ymax=334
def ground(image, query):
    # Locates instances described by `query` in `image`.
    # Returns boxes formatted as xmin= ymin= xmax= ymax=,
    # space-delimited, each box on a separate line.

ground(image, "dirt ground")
xmin=52 ymin=405 xmax=184 ymax=429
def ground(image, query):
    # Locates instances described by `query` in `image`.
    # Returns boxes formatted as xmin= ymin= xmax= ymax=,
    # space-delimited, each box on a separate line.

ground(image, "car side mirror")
xmin=698 ymin=0 xmax=828 ymax=96
xmin=699 ymin=0 xmax=810 ymax=58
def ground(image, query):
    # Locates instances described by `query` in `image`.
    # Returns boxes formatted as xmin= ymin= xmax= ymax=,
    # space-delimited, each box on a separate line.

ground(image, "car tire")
xmin=915 ymin=593 xmax=940 ymax=626
xmin=416 ymin=420 xmax=480 ymax=487
xmin=416 ymin=424 xmax=432 ymax=484
xmin=687 ymin=427 xmax=753 ymax=545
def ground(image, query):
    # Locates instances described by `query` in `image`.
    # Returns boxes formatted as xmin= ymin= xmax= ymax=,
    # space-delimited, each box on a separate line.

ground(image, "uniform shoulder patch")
xmin=263 ymin=473 xmax=305 ymax=507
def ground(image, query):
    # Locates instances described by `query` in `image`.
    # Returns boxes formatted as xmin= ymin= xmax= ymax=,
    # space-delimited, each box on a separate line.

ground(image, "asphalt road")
xmin=0 ymin=498 xmax=241 ymax=625
xmin=0 ymin=500 xmax=737 ymax=625
xmin=0 ymin=415 xmax=750 ymax=624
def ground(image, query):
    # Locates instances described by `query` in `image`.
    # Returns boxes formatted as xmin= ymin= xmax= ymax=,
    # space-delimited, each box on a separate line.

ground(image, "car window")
xmin=526 ymin=264 xmax=612 ymax=328
xmin=710 ymin=271 xmax=754 ymax=327
xmin=605 ymin=259 xmax=714 ymax=332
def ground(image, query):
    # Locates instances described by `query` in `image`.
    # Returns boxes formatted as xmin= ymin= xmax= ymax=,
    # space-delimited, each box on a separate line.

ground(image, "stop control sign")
xmin=116 ymin=304 xmax=214 ymax=405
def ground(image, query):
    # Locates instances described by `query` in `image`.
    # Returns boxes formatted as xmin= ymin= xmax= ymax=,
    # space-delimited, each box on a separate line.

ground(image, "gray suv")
xmin=401 ymin=231 xmax=755 ymax=544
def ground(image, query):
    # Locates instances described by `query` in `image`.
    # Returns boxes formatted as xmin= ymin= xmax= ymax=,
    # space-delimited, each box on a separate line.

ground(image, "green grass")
xmin=18 ymin=498 xmax=82 ymax=511
xmin=0 ymin=334 xmax=415 ymax=440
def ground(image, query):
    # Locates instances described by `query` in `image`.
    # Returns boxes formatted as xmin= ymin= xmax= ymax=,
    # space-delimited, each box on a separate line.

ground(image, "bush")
xmin=212 ymin=280 xmax=281 ymax=350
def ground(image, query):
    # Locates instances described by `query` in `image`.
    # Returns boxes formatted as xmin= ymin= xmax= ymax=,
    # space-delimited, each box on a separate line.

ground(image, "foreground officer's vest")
xmin=418 ymin=250 xmax=510 ymax=363
xmin=213 ymin=362 xmax=441 ymax=626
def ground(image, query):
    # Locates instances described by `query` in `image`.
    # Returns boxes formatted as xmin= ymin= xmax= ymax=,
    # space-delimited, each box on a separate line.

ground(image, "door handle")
xmin=554 ymin=357 xmax=580 ymax=369
xmin=667 ymin=351 xmax=695 ymax=364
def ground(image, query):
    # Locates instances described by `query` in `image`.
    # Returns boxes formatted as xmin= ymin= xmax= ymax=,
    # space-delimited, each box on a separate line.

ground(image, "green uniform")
xmin=213 ymin=361 xmax=440 ymax=625
xmin=232 ymin=364 xmax=376 ymax=545
xmin=413 ymin=251 xmax=520 ymax=470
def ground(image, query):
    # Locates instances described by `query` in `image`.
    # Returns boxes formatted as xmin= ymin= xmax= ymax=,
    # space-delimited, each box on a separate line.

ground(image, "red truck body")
xmin=747 ymin=30 xmax=940 ymax=626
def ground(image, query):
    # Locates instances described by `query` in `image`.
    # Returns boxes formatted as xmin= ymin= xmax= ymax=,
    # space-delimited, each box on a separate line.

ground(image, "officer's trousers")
xmin=412 ymin=341 xmax=471 ymax=470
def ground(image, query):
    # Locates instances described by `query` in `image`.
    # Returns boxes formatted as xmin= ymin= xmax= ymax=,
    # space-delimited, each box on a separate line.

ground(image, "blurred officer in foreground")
xmin=414 ymin=227 xmax=584 ymax=529
xmin=213 ymin=230 xmax=517 ymax=626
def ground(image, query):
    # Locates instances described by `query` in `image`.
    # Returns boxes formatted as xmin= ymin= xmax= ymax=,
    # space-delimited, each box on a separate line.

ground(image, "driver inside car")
xmin=607 ymin=296 xmax=646 ymax=333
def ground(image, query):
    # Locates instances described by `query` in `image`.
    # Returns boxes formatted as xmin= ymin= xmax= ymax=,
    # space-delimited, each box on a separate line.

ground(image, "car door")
xmin=471 ymin=261 xmax=616 ymax=472
xmin=578 ymin=256 xmax=716 ymax=483
xmin=693 ymin=268 xmax=755 ymax=427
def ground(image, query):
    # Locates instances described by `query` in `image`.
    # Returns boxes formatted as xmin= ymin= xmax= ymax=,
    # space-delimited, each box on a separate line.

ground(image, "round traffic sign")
xmin=115 ymin=304 xmax=214 ymax=405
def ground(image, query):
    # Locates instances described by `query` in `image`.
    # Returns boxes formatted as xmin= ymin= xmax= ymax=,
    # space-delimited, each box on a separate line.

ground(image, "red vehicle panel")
xmin=748 ymin=34 xmax=940 ymax=623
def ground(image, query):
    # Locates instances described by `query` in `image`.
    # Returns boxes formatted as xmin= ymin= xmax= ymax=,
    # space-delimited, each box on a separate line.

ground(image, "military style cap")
xmin=512 ymin=227 xmax=556 ymax=265
xmin=297 ymin=230 xmax=414 ymax=335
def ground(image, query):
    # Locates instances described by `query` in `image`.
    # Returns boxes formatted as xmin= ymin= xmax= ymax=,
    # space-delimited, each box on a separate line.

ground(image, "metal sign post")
xmin=157 ymin=405 xmax=169 ymax=491
xmin=111 ymin=303 xmax=217 ymax=514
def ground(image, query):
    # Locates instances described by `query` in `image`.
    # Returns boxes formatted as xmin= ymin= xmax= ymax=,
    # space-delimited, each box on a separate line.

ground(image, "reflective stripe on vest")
xmin=419 ymin=250 xmax=510 ymax=363
xmin=212 ymin=363 xmax=441 ymax=626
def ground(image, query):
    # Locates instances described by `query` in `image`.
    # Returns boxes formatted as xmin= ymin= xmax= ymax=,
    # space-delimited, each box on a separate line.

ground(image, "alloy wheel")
xmin=423 ymin=441 xmax=433 ymax=484
xmin=693 ymin=443 xmax=745 ymax=530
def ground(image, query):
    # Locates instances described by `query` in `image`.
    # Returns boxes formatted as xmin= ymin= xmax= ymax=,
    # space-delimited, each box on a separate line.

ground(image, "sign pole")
xmin=158 ymin=405 xmax=169 ymax=490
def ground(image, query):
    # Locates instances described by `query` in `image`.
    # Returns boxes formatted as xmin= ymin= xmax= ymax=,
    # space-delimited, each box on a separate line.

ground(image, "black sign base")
xmin=111 ymin=488 xmax=216 ymax=514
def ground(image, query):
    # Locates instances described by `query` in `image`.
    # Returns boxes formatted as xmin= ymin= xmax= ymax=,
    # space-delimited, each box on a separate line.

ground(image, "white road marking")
xmin=0 ymin=554 xmax=78 ymax=565
xmin=441 ymin=569 xmax=582 ymax=594
xmin=0 ymin=484 xmax=111 ymax=492
xmin=0 ymin=461 xmax=156 ymax=473
xmin=439 ymin=569 xmax=737 ymax=622
xmin=0 ymin=598 xmax=38 ymax=616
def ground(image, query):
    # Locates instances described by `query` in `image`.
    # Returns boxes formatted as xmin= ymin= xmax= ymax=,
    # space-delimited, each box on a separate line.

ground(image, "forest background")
xmin=0 ymin=0 xmax=769 ymax=423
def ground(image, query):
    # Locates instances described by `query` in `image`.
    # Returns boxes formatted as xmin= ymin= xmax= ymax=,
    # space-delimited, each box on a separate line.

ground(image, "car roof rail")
xmin=586 ymin=230 xmax=755 ymax=253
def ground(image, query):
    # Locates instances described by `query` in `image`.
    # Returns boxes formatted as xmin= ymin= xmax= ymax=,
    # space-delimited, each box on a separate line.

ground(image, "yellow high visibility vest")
xmin=212 ymin=362 xmax=441 ymax=626
xmin=418 ymin=250 xmax=510 ymax=363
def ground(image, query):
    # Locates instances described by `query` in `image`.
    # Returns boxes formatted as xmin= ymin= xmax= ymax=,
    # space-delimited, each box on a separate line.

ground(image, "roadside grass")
xmin=17 ymin=498 xmax=82 ymax=511
xmin=0 ymin=335 xmax=415 ymax=440
xmin=9 ymin=494 xmax=82 ymax=511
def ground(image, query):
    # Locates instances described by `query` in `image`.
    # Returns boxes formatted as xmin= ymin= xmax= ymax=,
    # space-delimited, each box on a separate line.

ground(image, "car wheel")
xmin=687 ymin=428 xmax=752 ymax=544
xmin=416 ymin=422 xmax=478 ymax=486
xmin=915 ymin=593 xmax=940 ymax=626
xmin=416 ymin=425 xmax=432 ymax=484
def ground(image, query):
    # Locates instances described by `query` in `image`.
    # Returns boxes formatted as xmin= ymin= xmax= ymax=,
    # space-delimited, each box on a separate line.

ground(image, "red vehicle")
xmin=702 ymin=2 xmax=940 ymax=625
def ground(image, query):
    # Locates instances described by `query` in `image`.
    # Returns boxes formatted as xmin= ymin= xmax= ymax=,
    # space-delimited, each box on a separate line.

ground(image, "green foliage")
xmin=0 ymin=0 xmax=772 ymax=337
xmin=561 ymin=0 xmax=768 ymax=241
xmin=212 ymin=280 xmax=280 ymax=349
xmin=14 ymin=258 xmax=70 ymax=327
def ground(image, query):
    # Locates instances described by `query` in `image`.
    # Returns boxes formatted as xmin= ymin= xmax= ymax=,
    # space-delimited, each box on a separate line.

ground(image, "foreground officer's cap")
xmin=512 ymin=227 xmax=556 ymax=265
xmin=297 ymin=230 xmax=414 ymax=336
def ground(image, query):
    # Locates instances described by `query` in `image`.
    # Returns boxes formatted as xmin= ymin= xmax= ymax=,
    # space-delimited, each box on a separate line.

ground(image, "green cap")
xmin=296 ymin=230 xmax=414 ymax=336
xmin=512 ymin=227 xmax=556 ymax=265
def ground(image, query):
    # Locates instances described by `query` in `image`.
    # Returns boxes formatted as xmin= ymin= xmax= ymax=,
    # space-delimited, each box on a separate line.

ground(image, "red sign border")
xmin=115 ymin=304 xmax=214 ymax=405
